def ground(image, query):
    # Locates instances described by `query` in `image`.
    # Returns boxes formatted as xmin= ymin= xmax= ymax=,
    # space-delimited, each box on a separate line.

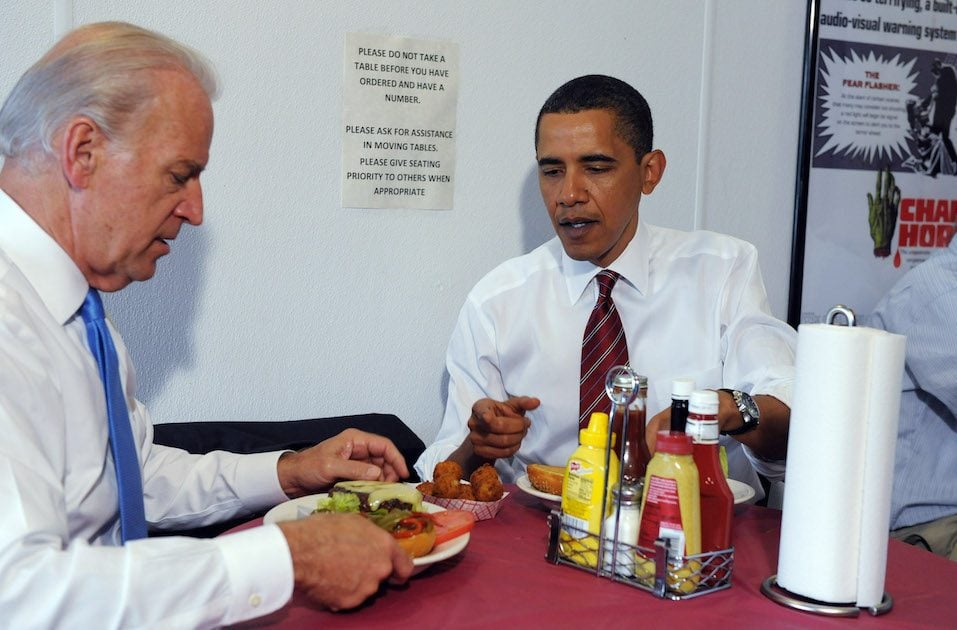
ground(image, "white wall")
xmin=0 ymin=1 xmax=807 ymax=444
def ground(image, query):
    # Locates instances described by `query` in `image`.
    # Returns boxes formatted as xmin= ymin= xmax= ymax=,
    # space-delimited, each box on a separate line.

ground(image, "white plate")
xmin=728 ymin=478 xmax=756 ymax=504
xmin=515 ymin=473 xmax=754 ymax=506
xmin=516 ymin=473 xmax=561 ymax=504
xmin=263 ymin=493 xmax=470 ymax=574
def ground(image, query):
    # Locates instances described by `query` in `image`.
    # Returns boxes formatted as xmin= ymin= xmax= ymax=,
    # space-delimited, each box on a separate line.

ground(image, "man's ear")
xmin=640 ymin=149 xmax=666 ymax=194
xmin=59 ymin=116 xmax=102 ymax=190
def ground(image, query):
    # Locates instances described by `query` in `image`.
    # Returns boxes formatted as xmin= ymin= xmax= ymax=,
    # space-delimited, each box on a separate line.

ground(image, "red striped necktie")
xmin=579 ymin=270 xmax=630 ymax=428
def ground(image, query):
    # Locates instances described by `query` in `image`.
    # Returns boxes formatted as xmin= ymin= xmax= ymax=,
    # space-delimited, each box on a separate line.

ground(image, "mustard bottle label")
xmin=560 ymin=461 xmax=604 ymax=568
xmin=563 ymin=466 xmax=595 ymax=529
xmin=638 ymin=475 xmax=687 ymax=563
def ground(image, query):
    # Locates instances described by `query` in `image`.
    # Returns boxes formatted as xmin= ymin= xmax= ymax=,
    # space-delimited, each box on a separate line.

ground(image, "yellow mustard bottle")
xmin=636 ymin=430 xmax=701 ymax=593
xmin=559 ymin=412 xmax=620 ymax=568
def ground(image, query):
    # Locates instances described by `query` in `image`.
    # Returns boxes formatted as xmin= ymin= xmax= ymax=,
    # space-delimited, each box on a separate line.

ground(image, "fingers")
xmin=341 ymin=429 xmax=410 ymax=480
xmin=467 ymin=417 xmax=527 ymax=459
xmin=389 ymin=539 xmax=415 ymax=584
xmin=318 ymin=457 xmax=405 ymax=484
xmin=320 ymin=458 xmax=387 ymax=483
xmin=278 ymin=429 xmax=412 ymax=496
xmin=334 ymin=438 xmax=354 ymax=460
xmin=466 ymin=396 xmax=538 ymax=460
xmin=645 ymin=410 xmax=670 ymax=453
xmin=280 ymin=514 xmax=411 ymax=611
xmin=505 ymin=395 xmax=541 ymax=413
xmin=468 ymin=406 xmax=530 ymax=439
xmin=469 ymin=434 xmax=525 ymax=460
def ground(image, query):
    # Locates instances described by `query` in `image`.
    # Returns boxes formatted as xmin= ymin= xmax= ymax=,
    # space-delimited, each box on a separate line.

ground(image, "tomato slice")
xmin=393 ymin=513 xmax=433 ymax=539
xmin=431 ymin=509 xmax=476 ymax=545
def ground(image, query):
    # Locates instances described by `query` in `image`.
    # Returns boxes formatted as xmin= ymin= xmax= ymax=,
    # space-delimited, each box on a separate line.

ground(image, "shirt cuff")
xmin=214 ymin=524 xmax=293 ymax=624
xmin=414 ymin=443 xmax=457 ymax=481
xmin=233 ymin=450 xmax=291 ymax=509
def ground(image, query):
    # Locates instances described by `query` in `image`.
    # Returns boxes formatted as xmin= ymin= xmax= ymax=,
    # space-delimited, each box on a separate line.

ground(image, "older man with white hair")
xmin=0 ymin=21 xmax=413 ymax=626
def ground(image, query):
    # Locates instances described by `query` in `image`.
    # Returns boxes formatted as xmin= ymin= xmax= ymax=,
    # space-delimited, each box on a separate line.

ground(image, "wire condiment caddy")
xmin=544 ymin=365 xmax=735 ymax=600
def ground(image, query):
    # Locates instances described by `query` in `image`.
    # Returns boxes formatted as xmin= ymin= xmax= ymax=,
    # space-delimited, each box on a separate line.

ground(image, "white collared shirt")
xmin=0 ymin=189 xmax=293 ymax=627
xmin=416 ymin=221 xmax=797 ymax=498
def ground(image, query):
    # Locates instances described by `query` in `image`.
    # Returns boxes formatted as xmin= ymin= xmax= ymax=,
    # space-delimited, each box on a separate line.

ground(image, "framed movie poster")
xmin=788 ymin=0 xmax=957 ymax=327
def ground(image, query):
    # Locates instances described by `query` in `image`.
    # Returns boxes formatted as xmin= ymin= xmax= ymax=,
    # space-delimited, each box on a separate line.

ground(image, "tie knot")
xmin=595 ymin=270 xmax=620 ymax=300
xmin=80 ymin=288 xmax=105 ymax=323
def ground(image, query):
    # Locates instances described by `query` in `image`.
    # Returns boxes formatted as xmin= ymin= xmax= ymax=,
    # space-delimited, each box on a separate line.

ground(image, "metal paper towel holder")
xmin=824 ymin=304 xmax=856 ymax=327
xmin=759 ymin=303 xmax=893 ymax=617
xmin=759 ymin=576 xmax=892 ymax=617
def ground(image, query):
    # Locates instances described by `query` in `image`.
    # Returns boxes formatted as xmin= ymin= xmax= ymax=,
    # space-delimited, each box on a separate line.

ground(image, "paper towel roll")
xmin=776 ymin=323 xmax=905 ymax=608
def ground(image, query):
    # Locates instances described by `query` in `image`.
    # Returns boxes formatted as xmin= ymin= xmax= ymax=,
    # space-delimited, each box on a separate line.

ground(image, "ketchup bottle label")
xmin=638 ymin=475 xmax=686 ymax=563
xmin=686 ymin=417 xmax=719 ymax=444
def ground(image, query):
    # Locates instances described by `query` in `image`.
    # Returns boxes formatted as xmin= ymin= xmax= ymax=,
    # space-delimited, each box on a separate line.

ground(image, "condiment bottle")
xmin=637 ymin=431 xmax=701 ymax=593
xmin=602 ymin=482 xmax=641 ymax=577
xmin=560 ymin=412 xmax=620 ymax=568
xmin=611 ymin=374 xmax=650 ymax=485
xmin=669 ymin=378 xmax=695 ymax=433
xmin=685 ymin=390 xmax=733 ymax=554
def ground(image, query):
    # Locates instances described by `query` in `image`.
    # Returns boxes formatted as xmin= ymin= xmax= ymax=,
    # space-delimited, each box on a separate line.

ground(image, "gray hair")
xmin=0 ymin=21 xmax=219 ymax=161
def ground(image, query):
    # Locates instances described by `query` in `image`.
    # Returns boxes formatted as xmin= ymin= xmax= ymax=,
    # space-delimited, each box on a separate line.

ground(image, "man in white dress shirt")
xmin=0 ymin=22 xmax=413 ymax=627
xmin=415 ymin=75 xmax=797 ymax=498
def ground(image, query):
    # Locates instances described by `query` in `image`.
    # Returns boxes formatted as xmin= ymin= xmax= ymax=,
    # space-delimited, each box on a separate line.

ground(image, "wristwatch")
xmin=719 ymin=389 xmax=760 ymax=436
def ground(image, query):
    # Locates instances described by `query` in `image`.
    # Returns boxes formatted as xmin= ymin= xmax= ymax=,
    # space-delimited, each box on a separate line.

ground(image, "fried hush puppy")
xmin=426 ymin=459 xmax=504 ymax=502
xmin=469 ymin=463 xmax=504 ymax=502
xmin=433 ymin=460 xmax=464 ymax=481
xmin=432 ymin=474 xmax=462 ymax=499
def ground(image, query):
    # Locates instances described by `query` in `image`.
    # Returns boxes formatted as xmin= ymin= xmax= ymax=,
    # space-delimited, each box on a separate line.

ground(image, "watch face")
xmin=739 ymin=392 xmax=759 ymax=419
xmin=720 ymin=389 xmax=760 ymax=436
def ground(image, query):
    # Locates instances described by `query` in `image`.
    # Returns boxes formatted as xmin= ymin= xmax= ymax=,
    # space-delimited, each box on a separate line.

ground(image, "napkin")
xmin=776 ymin=323 xmax=905 ymax=608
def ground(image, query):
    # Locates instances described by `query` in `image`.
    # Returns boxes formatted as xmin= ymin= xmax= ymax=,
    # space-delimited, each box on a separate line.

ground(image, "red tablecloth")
xmin=231 ymin=486 xmax=954 ymax=628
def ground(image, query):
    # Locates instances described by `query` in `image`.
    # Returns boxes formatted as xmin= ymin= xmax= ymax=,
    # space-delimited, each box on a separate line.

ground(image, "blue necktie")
xmin=80 ymin=289 xmax=148 ymax=542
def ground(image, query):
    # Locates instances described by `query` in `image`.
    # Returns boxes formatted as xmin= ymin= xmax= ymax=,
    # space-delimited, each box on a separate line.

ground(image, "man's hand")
xmin=645 ymin=407 xmax=671 ymax=453
xmin=278 ymin=513 xmax=414 ymax=611
xmin=277 ymin=428 xmax=409 ymax=498
xmin=467 ymin=396 xmax=540 ymax=460
xmin=645 ymin=391 xmax=790 ymax=461
xmin=868 ymin=167 xmax=900 ymax=258
xmin=447 ymin=396 xmax=540 ymax=474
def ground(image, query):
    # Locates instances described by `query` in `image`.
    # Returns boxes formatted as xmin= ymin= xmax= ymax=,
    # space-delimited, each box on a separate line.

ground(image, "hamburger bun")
xmin=395 ymin=524 xmax=438 ymax=558
xmin=526 ymin=464 xmax=564 ymax=496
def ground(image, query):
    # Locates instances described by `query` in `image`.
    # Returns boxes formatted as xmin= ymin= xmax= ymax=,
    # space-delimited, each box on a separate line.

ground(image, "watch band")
xmin=719 ymin=388 xmax=760 ymax=436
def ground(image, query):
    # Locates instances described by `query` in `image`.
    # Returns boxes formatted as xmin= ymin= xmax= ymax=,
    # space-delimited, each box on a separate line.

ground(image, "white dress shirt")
xmin=0 ymin=189 xmax=293 ymax=628
xmin=416 ymin=221 xmax=797 ymax=498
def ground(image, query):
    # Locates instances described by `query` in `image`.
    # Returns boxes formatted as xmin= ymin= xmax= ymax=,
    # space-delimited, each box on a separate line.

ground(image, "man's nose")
xmin=559 ymin=170 xmax=587 ymax=206
xmin=176 ymin=179 xmax=204 ymax=226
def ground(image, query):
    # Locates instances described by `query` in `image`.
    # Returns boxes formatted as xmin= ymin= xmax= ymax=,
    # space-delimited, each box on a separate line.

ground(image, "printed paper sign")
xmin=341 ymin=32 xmax=459 ymax=210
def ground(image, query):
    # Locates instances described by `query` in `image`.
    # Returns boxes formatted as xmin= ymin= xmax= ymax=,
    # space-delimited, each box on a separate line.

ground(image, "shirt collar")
xmin=561 ymin=219 xmax=650 ymax=305
xmin=0 ymin=188 xmax=89 ymax=325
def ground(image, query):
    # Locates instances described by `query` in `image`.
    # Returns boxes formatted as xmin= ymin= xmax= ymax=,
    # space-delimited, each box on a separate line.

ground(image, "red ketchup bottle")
xmin=685 ymin=390 xmax=733 ymax=556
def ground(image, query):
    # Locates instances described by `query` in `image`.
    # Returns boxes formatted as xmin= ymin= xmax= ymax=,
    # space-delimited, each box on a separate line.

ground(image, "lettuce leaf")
xmin=314 ymin=492 xmax=361 ymax=514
